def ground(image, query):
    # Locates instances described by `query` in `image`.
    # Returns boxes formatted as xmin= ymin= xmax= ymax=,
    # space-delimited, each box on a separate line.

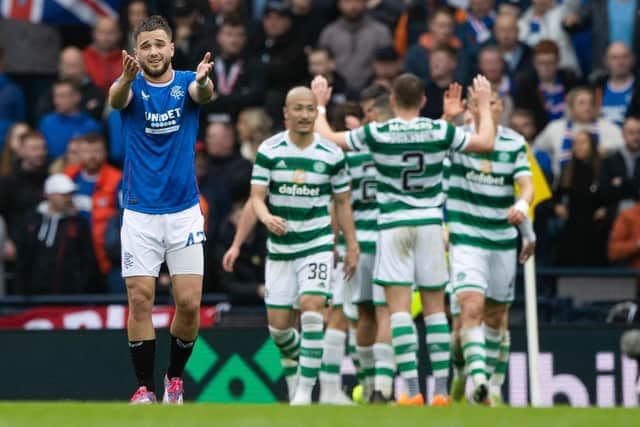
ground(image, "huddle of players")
xmin=225 ymin=71 xmax=535 ymax=406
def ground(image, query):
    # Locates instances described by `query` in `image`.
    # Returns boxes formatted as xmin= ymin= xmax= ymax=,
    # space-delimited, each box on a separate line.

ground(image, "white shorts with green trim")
xmin=373 ymin=283 xmax=387 ymax=306
xmin=330 ymin=260 xmax=358 ymax=320
xmin=448 ymin=281 xmax=460 ymax=317
xmin=450 ymin=245 xmax=516 ymax=304
xmin=373 ymin=225 xmax=448 ymax=291
xmin=349 ymin=253 xmax=375 ymax=304
xmin=264 ymin=251 xmax=333 ymax=308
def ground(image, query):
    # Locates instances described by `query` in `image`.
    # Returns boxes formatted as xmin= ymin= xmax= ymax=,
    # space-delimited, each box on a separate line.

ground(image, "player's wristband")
xmin=514 ymin=198 xmax=530 ymax=216
xmin=317 ymin=106 xmax=327 ymax=115
xmin=197 ymin=77 xmax=210 ymax=88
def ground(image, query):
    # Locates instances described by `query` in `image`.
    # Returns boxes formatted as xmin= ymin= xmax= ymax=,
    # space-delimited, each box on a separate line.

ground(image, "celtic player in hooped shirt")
xmin=312 ymin=73 xmax=496 ymax=406
xmin=250 ymin=86 xmax=359 ymax=405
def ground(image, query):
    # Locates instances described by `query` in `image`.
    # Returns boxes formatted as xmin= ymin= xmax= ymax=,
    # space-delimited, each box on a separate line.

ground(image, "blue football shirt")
xmin=119 ymin=70 xmax=200 ymax=214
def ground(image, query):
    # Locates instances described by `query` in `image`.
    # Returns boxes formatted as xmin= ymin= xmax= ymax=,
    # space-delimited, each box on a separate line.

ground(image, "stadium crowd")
xmin=0 ymin=0 xmax=640 ymax=298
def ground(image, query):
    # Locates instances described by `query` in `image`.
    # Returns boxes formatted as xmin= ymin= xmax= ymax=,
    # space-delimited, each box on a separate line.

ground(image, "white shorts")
xmin=349 ymin=253 xmax=375 ymax=304
xmin=121 ymin=204 xmax=205 ymax=277
xmin=373 ymin=283 xmax=387 ymax=306
xmin=373 ymin=225 xmax=448 ymax=291
xmin=447 ymin=282 xmax=461 ymax=317
xmin=451 ymin=245 xmax=516 ymax=304
xmin=264 ymin=251 xmax=333 ymax=308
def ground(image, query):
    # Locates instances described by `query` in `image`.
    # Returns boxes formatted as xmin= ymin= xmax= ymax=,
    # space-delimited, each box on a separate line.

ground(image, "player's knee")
xmin=174 ymin=296 xmax=200 ymax=317
xmin=128 ymin=294 xmax=153 ymax=321
xmin=484 ymin=304 xmax=507 ymax=329
xmin=459 ymin=296 xmax=484 ymax=323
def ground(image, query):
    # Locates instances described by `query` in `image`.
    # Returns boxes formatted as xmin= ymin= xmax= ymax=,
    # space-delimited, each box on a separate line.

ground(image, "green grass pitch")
xmin=1 ymin=403 xmax=639 ymax=427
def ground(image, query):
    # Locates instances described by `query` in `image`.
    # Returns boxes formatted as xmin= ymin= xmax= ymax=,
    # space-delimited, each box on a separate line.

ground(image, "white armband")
xmin=317 ymin=106 xmax=327 ymax=115
xmin=517 ymin=216 xmax=536 ymax=243
xmin=514 ymin=198 xmax=530 ymax=216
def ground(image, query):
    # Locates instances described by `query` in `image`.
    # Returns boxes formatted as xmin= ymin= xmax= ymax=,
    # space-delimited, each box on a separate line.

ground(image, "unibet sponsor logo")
xmin=278 ymin=184 xmax=320 ymax=196
xmin=465 ymin=170 xmax=505 ymax=186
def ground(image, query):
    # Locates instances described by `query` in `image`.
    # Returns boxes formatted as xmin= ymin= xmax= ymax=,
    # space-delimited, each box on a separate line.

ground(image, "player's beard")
xmin=140 ymin=57 xmax=171 ymax=78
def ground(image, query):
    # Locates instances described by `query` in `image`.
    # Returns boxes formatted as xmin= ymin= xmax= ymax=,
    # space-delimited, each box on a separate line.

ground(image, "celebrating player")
xmin=108 ymin=15 xmax=215 ymax=404
xmin=443 ymin=84 xmax=535 ymax=405
xmin=312 ymin=73 xmax=496 ymax=405
xmin=250 ymin=86 xmax=359 ymax=405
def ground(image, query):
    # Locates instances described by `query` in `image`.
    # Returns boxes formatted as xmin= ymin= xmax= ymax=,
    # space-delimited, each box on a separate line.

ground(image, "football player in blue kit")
xmin=108 ymin=15 xmax=215 ymax=404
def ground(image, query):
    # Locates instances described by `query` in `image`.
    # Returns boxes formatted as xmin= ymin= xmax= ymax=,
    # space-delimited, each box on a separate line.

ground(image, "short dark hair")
xmin=220 ymin=14 xmax=246 ymax=31
xmin=80 ymin=132 xmax=106 ymax=146
xmin=133 ymin=15 xmax=172 ymax=44
xmin=53 ymin=78 xmax=81 ymax=94
xmin=392 ymin=73 xmax=424 ymax=109
xmin=429 ymin=6 xmax=454 ymax=23
xmin=511 ymin=108 xmax=535 ymax=122
xmin=360 ymin=83 xmax=390 ymax=102
xmin=308 ymin=46 xmax=334 ymax=60
xmin=330 ymin=102 xmax=364 ymax=131
xmin=430 ymin=44 xmax=458 ymax=60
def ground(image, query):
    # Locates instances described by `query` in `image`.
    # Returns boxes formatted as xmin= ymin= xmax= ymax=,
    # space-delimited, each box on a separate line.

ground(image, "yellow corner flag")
xmin=515 ymin=143 xmax=552 ymax=220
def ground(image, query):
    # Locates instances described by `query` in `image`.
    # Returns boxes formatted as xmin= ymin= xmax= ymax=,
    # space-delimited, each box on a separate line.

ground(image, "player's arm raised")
xmin=333 ymin=190 xmax=359 ymax=280
xmin=464 ymin=75 xmax=496 ymax=153
xmin=109 ymin=50 xmax=138 ymax=110
xmin=311 ymin=76 xmax=350 ymax=151
xmin=188 ymin=51 xmax=216 ymax=104
xmin=250 ymin=184 xmax=287 ymax=236
xmin=222 ymin=200 xmax=259 ymax=272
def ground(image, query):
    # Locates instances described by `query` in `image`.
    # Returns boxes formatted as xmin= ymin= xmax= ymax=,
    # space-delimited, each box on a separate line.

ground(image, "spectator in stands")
xmin=599 ymin=115 xmax=640 ymax=230
xmin=251 ymin=1 xmax=309 ymax=128
xmin=319 ymin=0 xmax=393 ymax=93
xmin=404 ymin=7 xmax=467 ymax=86
xmin=594 ymin=43 xmax=636 ymax=127
xmin=306 ymin=47 xmax=351 ymax=108
xmin=201 ymin=16 xmax=265 ymax=125
xmin=488 ymin=12 xmax=532 ymax=78
xmin=0 ymin=46 xmax=26 ymax=146
xmin=14 ymin=174 xmax=96 ymax=295
xmin=553 ymin=131 xmax=607 ymax=266
xmin=211 ymin=0 xmax=247 ymax=29
xmin=478 ymin=45 xmax=514 ymax=125
xmin=236 ymin=107 xmax=273 ymax=162
xmin=563 ymin=0 xmax=640 ymax=80
xmin=38 ymin=79 xmax=102 ymax=159
xmin=0 ymin=20 xmax=60 ymax=125
xmin=510 ymin=108 xmax=553 ymax=184
xmin=518 ymin=0 xmax=580 ymax=74
xmin=49 ymin=136 xmax=83 ymax=175
xmin=214 ymin=200 xmax=267 ymax=303
xmin=369 ymin=46 xmax=402 ymax=90
xmin=513 ymin=39 xmax=581 ymax=134
xmin=420 ymin=45 xmax=458 ymax=120
xmin=608 ymin=198 xmax=640 ymax=269
xmin=172 ymin=0 xmax=217 ymax=70
xmin=121 ymin=0 xmax=149 ymax=53
xmin=37 ymin=47 xmax=105 ymax=122
xmin=64 ymin=133 xmax=122 ymax=291
xmin=199 ymin=121 xmax=252 ymax=240
xmin=290 ymin=0 xmax=331 ymax=49
xmin=0 ymin=131 xmax=48 ymax=239
xmin=455 ymin=0 xmax=497 ymax=61
xmin=0 ymin=215 xmax=6 ymax=295
xmin=534 ymin=86 xmax=624 ymax=179
xmin=0 ymin=122 xmax=29 ymax=177
xmin=83 ymin=17 xmax=123 ymax=94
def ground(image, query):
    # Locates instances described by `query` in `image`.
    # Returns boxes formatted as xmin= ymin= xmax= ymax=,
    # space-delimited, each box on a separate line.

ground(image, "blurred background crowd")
xmin=1 ymin=0 xmax=640 ymax=305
